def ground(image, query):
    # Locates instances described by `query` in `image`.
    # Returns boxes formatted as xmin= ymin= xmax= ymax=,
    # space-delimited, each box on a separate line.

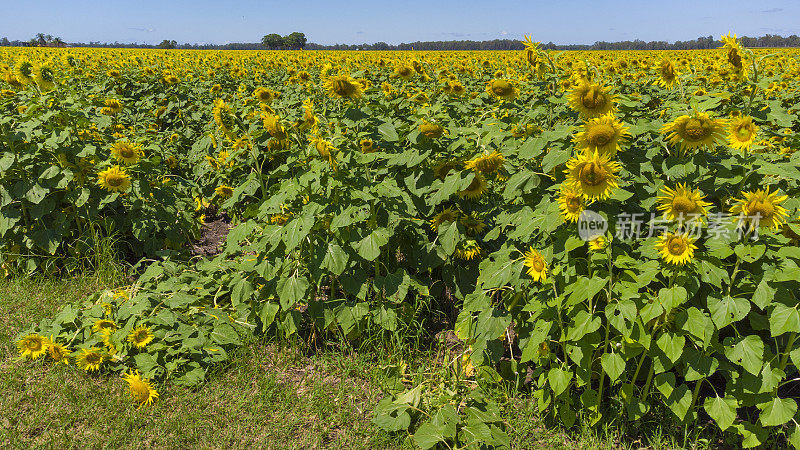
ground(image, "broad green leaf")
xmin=704 ymin=396 xmax=737 ymax=430
xmin=277 ymin=274 xmax=309 ymax=309
xmin=759 ymin=397 xmax=797 ymax=427
xmin=709 ymin=295 xmax=750 ymax=329
xmin=353 ymin=228 xmax=390 ymax=261
xmin=548 ymin=367 xmax=571 ymax=396
xmin=601 ymin=352 xmax=625 ymax=381
xmin=769 ymin=303 xmax=800 ymax=337
xmin=725 ymin=335 xmax=764 ymax=375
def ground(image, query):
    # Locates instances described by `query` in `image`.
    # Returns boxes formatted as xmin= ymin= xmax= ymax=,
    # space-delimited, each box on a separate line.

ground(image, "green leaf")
xmin=378 ymin=122 xmax=399 ymax=142
xmin=413 ymin=421 xmax=445 ymax=449
xmin=259 ymin=302 xmax=279 ymax=328
xmin=709 ymin=295 xmax=750 ymax=329
xmin=769 ymin=303 xmax=800 ymax=337
xmin=372 ymin=397 xmax=411 ymax=432
xmin=321 ymin=242 xmax=349 ymax=275
xmin=759 ymin=397 xmax=797 ymax=427
xmin=601 ymin=352 xmax=625 ymax=381
xmin=282 ymin=214 xmax=314 ymax=251
xmin=704 ymin=396 xmax=737 ymax=430
xmin=656 ymin=332 xmax=685 ymax=363
xmin=548 ymin=367 xmax=571 ymax=396
xmin=353 ymin=228 xmax=390 ymax=261
xmin=725 ymin=335 xmax=764 ymax=375
xmin=439 ymin=220 xmax=459 ymax=256
xmin=567 ymin=310 xmax=601 ymax=341
xmin=277 ymin=274 xmax=309 ymax=309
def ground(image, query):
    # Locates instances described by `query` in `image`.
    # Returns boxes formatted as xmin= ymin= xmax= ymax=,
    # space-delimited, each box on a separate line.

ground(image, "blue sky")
xmin=2 ymin=0 xmax=798 ymax=45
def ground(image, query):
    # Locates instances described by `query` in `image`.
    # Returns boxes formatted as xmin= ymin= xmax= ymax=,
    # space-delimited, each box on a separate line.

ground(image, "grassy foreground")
xmin=0 ymin=275 xmax=687 ymax=449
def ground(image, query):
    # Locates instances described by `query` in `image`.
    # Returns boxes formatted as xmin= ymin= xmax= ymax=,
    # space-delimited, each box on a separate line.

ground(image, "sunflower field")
xmin=4 ymin=33 xmax=800 ymax=447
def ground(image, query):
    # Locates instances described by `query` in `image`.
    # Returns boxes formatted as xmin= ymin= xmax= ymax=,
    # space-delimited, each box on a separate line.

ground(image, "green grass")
xmin=0 ymin=275 xmax=698 ymax=449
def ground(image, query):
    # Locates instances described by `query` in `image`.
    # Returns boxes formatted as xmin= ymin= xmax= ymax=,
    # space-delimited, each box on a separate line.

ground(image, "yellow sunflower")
xmin=34 ymin=64 xmax=56 ymax=91
xmin=485 ymin=79 xmax=518 ymax=100
xmin=253 ymin=87 xmax=278 ymax=104
xmin=523 ymin=247 xmax=547 ymax=282
xmin=458 ymin=173 xmax=488 ymax=200
xmin=419 ymin=121 xmax=444 ymax=139
xmin=455 ymin=240 xmax=482 ymax=260
xmin=464 ymin=151 xmax=504 ymax=174
xmin=17 ymin=334 xmax=49 ymax=359
xmin=573 ymin=113 xmax=629 ymax=156
xmin=720 ymin=33 xmax=747 ymax=77
xmin=76 ymin=347 xmax=105 ymax=372
xmin=14 ymin=60 xmax=34 ymax=85
xmin=430 ymin=207 xmax=459 ymax=232
xmin=215 ymin=185 xmax=234 ymax=199
xmin=564 ymin=151 xmax=621 ymax=200
xmin=110 ymin=141 xmax=142 ymax=165
xmin=568 ymin=81 xmax=616 ymax=118
xmin=728 ymin=116 xmax=758 ymax=152
xmin=122 ymin=370 xmax=159 ymax=408
xmin=655 ymin=232 xmax=697 ymax=266
xmin=655 ymin=58 xmax=680 ymax=89
xmin=660 ymin=111 xmax=727 ymax=153
xmin=97 ymin=166 xmax=131 ymax=192
xmin=323 ymin=74 xmax=363 ymax=99
xmin=656 ymin=183 xmax=712 ymax=222
xmin=360 ymin=139 xmax=378 ymax=153
xmin=730 ymin=187 xmax=790 ymax=230
xmin=460 ymin=212 xmax=486 ymax=235
xmin=103 ymin=98 xmax=123 ymax=115
xmin=48 ymin=341 xmax=70 ymax=364
xmin=212 ymin=98 xmax=236 ymax=133
xmin=127 ymin=325 xmax=154 ymax=349
xmin=262 ymin=113 xmax=289 ymax=141
xmin=588 ymin=235 xmax=610 ymax=251
xmin=557 ymin=184 xmax=585 ymax=222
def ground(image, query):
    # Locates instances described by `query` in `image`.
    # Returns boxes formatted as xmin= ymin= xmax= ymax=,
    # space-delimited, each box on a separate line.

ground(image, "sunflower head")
xmin=17 ymin=334 xmax=49 ymax=359
xmin=728 ymin=116 xmax=758 ymax=152
xmin=430 ymin=207 xmax=459 ymax=232
xmin=455 ymin=240 xmax=482 ymax=261
xmin=110 ymin=141 xmax=142 ymax=165
xmin=564 ymin=151 xmax=621 ymax=200
xmin=524 ymin=247 xmax=547 ymax=282
xmin=568 ymin=81 xmax=615 ymax=118
xmin=730 ymin=187 xmax=789 ymax=230
xmin=122 ymin=370 xmax=159 ymax=407
xmin=464 ymin=151 xmax=504 ymax=174
xmin=212 ymin=98 xmax=236 ymax=132
xmin=215 ymin=185 xmax=234 ymax=199
xmin=557 ymin=183 xmax=585 ymax=223
xmin=660 ymin=111 xmax=727 ymax=153
xmin=460 ymin=212 xmax=486 ymax=235
xmin=656 ymin=58 xmax=679 ymax=89
xmin=127 ymin=325 xmax=154 ymax=349
xmin=34 ymin=65 xmax=56 ymax=91
xmin=657 ymin=183 xmax=712 ymax=222
xmin=324 ymin=74 xmax=363 ymax=99
xmin=48 ymin=341 xmax=70 ymax=364
xmin=419 ymin=121 xmax=444 ymax=139
xmin=253 ymin=87 xmax=278 ymax=103
xmin=97 ymin=166 xmax=131 ymax=193
xmin=655 ymin=232 xmax=697 ymax=266
xmin=573 ymin=113 xmax=629 ymax=156
xmin=76 ymin=347 xmax=105 ymax=372
xmin=457 ymin=173 xmax=488 ymax=200
xmin=485 ymin=79 xmax=518 ymax=100
xmin=360 ymin=139 xmax=378 ymax=153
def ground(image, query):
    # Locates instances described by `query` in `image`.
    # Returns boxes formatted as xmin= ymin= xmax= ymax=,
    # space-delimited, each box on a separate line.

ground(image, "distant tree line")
xmin=2 ymin=33 xmax=800 ymax=50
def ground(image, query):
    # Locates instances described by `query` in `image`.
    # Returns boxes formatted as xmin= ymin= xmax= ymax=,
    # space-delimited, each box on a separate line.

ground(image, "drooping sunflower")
xmin=430 ymin=207 xmax=459 ymax=232
xmin=720 ymin=33 xmax=748 ymax=77
xmin=122 ymin=370 xmax=159 ymax=408
xmin=573 ymin=113 xmax=630 ymax=156
xmin=656 ymin=183 xmax=712 ymax=222
xmin=588 ymin=235 xmax=610 ymax=251
xmin=523 ymin=247 xmax=547 ymax=282
xmin=97 ymin=166 xmax=131 ymax=193
xmin=262 ymin=113 xmax=288 ymax=141
xmin=660 ymin=111 xmax=727 ymax=153
xmin=127 ymin=325 xmax=154 ymax=349
xmin=655 ymin=232 xmax=697 ymax=266
xmin=103 ymin=98 xmax=123 ymax=115
xmin=433 ymin=159 xmax=463 ymax=180
xmin=460 ymin=212 xmax=487 ymax=235
xmin=393 ymin=64 xmax=415 ymax=80
xmin=14 ymin=60 xmax=34 ymax=85
xmin=76 ymin=347 xmax=105 ymax=372
xmin=655 ymin=58 xmax=680 ymax=89
xmin=253 ymin=87 xmax=278 ymax=104
xmin=464 ymin=151 xmax=504 ymax=174
xmin=568 ymin=81 xmax=616 ymax=118
xmin=564 ymin=151 xmax=621 ymax=200
xmin=92 ymin=318 xmax=117 ymax=334
xmin=48 ymin=341 xmax=70 ymax=364
xmin=34 ymin=64 xmax=56 ymax=91
xmin=212 ymin=98 xmax=236 ymax=134
xmin=419 ymin=121 xmax=445 ymax=139
xmin=557 ymin=183 xmax=585 ymax=222
xmin=360 ymin=138 xmax=378 ymax=153
xmin=457 ymin=173 xmax=488 ymax=200
xmin=728 ymin=116 xmax=758 ymax=152
xmin=323 ymin=74 xmax=363 ymax=99
xmin=455 ymin=240 xmax=482 ymax=261
xmin=17 ymin=334 xmax=49 ymax=359
xmin=485 ymin=79 xmax=518 ymax=100
xmin=730 ymin=187 xmax=789 ymax=230
xmin=215 ymin=185 xmax=234 ymax=199
xmin=110 ymin=141 xmax=142 ymax=165
xmin=294 ymin=98 xmax=318 ymax=132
